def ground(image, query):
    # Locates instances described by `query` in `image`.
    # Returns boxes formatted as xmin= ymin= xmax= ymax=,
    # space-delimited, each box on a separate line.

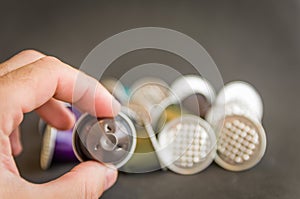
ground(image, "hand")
xmin=0 ymin=50 xmax=121 ymax=199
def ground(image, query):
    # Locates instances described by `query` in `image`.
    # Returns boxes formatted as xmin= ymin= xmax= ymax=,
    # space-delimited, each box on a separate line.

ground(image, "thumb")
xmin=40 ymin=161 xmax=118 ymax=199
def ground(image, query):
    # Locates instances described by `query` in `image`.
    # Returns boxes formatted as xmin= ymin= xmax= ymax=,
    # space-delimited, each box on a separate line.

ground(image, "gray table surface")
xmin=1 ymin=0 xmax=300 ymax=198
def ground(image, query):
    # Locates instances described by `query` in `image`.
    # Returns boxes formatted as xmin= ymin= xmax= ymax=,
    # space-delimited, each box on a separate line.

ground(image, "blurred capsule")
xmin=170 ymin=75 xmax=216 ymax=118
xmin=129 ymin=77 xmax=170 ymax=126
xmin=206 ymin=81 xmax=266 ymax=172
xmin=158 ymin=115 xmax=216 ymax=175
xmin=40 ymin=106 xmax=81 ymax=170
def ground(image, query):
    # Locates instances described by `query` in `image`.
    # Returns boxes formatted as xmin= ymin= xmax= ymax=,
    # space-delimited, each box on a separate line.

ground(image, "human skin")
xmin=0 ymin=50 xmax=120 ymax=199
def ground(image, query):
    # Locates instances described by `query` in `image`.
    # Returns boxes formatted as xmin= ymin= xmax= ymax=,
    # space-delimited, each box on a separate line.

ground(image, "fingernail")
xmin=112 ymin=98 xmax=121 ymax=116
xmin=104 ymin=166 xmax=118 ymax=190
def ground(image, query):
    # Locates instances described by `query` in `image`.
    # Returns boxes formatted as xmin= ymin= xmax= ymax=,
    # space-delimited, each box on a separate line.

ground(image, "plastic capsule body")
xmin=206 ymin=81 xmax=266 ymax=171
xmin=39 ymin=106 xmax=81 ymax=170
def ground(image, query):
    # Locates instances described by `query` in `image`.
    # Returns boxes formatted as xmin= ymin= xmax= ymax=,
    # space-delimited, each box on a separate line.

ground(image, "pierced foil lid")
xmin=158 ymin=115 xmax=216 ymax=175
xmin=73 ymin=112 xmax=137 ymax=169
xmin=214 ymin=114 xmax=266 ymax=171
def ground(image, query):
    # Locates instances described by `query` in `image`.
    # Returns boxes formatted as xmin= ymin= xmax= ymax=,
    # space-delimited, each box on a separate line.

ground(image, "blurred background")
xmin=1 ymin=0 xmax=300 ymax=198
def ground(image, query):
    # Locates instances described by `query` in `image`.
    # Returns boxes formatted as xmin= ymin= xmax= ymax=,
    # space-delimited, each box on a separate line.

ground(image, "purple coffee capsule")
xmin=40 ymin=106 xmax=81 ymax=170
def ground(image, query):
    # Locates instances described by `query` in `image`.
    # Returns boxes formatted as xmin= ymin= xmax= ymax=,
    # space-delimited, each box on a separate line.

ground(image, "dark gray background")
xmin=1 ymin=0 xmax=300 ymax=198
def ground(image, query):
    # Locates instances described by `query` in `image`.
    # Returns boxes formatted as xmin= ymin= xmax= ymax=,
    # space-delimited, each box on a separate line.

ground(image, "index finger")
xmin=0 ymin=56 xmax=120 ymax=134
